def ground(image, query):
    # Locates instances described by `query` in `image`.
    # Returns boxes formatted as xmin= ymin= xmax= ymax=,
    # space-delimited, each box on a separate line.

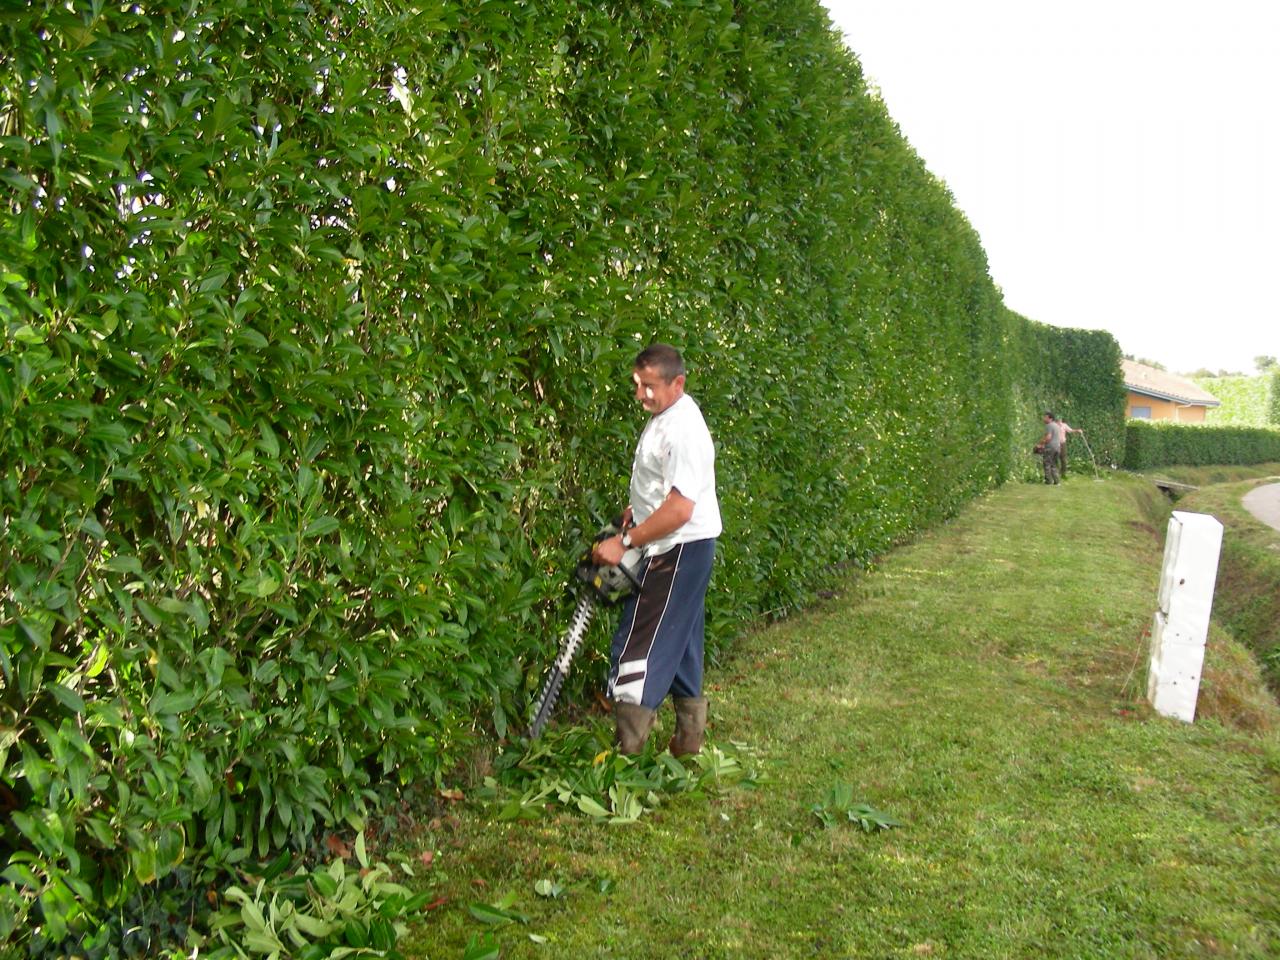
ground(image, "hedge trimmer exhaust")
xmin=527 ymin=522 xmax=642 ymax=740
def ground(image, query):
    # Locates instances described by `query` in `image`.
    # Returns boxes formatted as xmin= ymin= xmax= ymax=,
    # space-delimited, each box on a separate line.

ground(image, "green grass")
xmin=398 ymin=475 xmax=1280 ymax=959
xmin=1137 ymin=463 xmax=1280 ymax=488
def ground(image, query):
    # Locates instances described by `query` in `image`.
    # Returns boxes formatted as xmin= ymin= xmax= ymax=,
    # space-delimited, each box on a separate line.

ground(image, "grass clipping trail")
xmin=406 ymin=475 xmax=1280 ymax=960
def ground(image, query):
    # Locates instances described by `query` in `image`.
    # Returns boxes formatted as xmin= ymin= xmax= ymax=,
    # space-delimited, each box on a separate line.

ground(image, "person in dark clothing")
xmin=1035 ymin=411 xmax=1061 ymax=484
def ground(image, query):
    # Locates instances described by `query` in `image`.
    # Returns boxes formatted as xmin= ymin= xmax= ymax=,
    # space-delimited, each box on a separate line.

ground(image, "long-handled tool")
xmin=527 ymin=522 xmax=643 ymax=739
xmin=1077 ymin=432 xmax=1104 ymax=481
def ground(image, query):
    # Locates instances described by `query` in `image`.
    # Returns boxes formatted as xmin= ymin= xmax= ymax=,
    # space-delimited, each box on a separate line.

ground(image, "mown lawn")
xmin=400 ymin=474 xmax=1280 ymax=959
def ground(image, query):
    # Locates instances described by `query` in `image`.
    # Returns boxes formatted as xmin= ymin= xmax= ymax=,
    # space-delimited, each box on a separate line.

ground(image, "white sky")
xmin=820 ymin=0 xmax=1279 ymax=376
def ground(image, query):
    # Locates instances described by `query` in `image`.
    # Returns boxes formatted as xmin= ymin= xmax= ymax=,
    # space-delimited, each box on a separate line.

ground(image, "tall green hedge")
xmin=1270 ymin=370 xmax=1280 ymax=426
xmin=1124 ymin=421 xmax=1280 ymax=469
xmin=0 ymin=0 xmax=1125 ymax=952
xmin=1003 ymin=315 xmax=1127 ymax=475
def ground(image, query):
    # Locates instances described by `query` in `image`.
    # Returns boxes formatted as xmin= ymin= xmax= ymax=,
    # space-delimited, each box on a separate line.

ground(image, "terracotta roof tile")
xmin=1122 ymin=359 xmax=1220 ymax=407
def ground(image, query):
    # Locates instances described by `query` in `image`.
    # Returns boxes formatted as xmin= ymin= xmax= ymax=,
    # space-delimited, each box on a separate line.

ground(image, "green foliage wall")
xmin=1003 ymin=316 xmax=1127 ymax=475
xmin=1123 ymin=421 xmax=1280 ymax=470
xmin=1271 ymin=371 xmax=1280 ymax=426
xmin=0 ymin=0 xmax=1125 ymax=951
xmin=1194 ymin=375 xmax=1273 ymax=427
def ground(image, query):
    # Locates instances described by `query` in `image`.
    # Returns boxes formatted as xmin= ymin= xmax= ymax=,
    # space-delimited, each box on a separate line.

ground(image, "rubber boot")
xmin=614 ymin=702 xmax=656 ymax=755
xmin=668 ymin=696 xmax=708 ymax=757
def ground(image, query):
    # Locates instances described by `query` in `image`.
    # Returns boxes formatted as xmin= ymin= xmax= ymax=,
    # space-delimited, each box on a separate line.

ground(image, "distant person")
xmin=1034 ymin=411 xmax=1061 ymax=484
xmin=1053 ymin=414 xmax=1084 ymax=479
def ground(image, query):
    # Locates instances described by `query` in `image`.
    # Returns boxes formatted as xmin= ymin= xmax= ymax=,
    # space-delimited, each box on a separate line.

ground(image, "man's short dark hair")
xmin=635 ymin=343 xmax=685 ymax=382
xmin=1044 ymin=410 xmax=1055 ymax=419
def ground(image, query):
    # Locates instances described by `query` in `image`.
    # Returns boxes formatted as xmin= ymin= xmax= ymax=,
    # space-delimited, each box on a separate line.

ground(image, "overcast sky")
xmin=819 ymin=0 xmax=1278 ymax=376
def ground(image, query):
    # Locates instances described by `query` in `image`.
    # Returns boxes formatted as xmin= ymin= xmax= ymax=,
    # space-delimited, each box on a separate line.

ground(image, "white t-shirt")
xmin=629 ymin=393 xmax=722 ymax=556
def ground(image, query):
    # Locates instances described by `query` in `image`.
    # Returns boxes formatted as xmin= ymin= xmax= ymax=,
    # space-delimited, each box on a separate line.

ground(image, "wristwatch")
xmin=621 ymin=531 xmax=634 ymax=549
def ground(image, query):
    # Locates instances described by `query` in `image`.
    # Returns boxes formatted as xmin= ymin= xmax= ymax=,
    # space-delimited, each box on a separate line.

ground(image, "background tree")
xmin=1125 ymin=353 xmax=1167 ymax=371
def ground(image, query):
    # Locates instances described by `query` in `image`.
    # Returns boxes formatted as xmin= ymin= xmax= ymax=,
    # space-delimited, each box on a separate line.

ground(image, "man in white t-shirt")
xmin=593 ymin=344 xmax=721 ymax=756
xmin=1053 ymin=413 xmax=1083 ymax=480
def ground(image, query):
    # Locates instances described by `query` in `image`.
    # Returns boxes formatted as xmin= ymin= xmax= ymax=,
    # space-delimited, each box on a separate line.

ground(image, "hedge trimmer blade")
xmin=527 ymin=519 xmax=642 ymax=740
xmin=528 ymin=594 xmax=596 ymax=739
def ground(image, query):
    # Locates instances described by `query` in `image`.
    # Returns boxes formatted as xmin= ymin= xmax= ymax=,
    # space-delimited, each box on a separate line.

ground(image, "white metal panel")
xmin=1147 ymin=511 xmax=1223 ymax=723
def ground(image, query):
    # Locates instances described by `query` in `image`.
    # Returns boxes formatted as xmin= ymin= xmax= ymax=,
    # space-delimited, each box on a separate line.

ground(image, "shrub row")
xmin=1124 ymin=421 xmax=1280 ymax=469
xmin=1 ymin=0 xmax=1125 ymax=953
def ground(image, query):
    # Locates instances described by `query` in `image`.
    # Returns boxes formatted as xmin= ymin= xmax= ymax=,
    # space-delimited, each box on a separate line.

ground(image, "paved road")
xmin=1242 ymin=482 xmax=1280 ymax=532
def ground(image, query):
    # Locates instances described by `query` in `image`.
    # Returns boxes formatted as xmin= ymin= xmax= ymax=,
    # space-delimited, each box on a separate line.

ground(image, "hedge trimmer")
xmin=527 ymin=521 xmax=643 ymax=740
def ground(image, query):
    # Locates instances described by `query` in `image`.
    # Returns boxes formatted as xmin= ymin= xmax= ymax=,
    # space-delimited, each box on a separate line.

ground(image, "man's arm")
xmin=594 ymin=488 xmax=694 ymax=566
xmin=629 ymin=488 xmax=694 ymax=547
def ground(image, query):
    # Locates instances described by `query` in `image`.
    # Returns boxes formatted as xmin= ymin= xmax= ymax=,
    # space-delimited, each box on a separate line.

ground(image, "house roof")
xmin=1122 ymin=359 xmax=1220 ymax=407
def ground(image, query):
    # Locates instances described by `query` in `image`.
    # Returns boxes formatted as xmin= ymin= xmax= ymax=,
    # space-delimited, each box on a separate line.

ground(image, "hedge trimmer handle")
xmin=578 ymin=520 xmax=643 ymax=604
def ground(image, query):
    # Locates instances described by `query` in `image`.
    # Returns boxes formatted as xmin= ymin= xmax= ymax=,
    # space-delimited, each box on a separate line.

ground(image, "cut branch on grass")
xmin=477 ymin=719 xmax=757 ymax=825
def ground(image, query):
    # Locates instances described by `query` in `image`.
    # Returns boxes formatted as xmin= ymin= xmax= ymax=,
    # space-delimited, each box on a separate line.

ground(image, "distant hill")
xmin=1191 ymin=374 xmax=1273 ymax=426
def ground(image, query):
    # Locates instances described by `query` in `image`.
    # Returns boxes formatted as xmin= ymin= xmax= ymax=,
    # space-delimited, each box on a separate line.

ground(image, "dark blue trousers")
xmin=607 ymin=538 xmax=716 ymax=710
